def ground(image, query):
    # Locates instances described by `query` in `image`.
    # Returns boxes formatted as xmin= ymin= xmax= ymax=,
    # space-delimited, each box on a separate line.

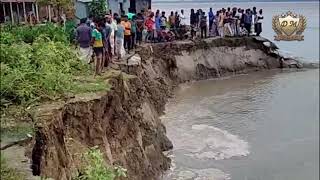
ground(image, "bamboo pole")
xmin=23 ymin=2 xmax=27 ymax=23
xmin=48 ymin=5 xmax=51 ymax=22
xmin=9 ymin=2 xmax=13 ymax=24
xmin=16 ymin=3 xmax=20 ymax=23
xmin=32 ymin=2 xmax=35 ymax=13
xmin=35 ymin=3 xmax=39 ymax=22
xmin=2 ymin=3 xmax=6 ymax=18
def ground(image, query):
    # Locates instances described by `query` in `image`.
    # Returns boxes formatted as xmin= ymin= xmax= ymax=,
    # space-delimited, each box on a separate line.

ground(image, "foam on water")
xmin=162 ymin=84 xmax=252 ymax=179
xmin=162 ymin=70 xmax=319 ymax=180
xmin=163 ymin=165 xmax=230 ymax=180
xmin=163 ymin=93 xmax=250 ymax=160
xmin=163 ymin=102 xmax=249 ymax=178
xmin=174 ymin=124 xmax=250 ymax=160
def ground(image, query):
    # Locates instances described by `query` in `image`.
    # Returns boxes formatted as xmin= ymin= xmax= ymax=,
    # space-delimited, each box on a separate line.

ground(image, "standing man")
xmin=130 ymin=15 xmax=137 ymax=50
xmin=160 ymin=11 xmax=167 ymax=30
xmin=168 ymin=11 xmax=176 ymax=30
xmin=76 ymin=18 xmax=92 ymax=63
xmin=235 ymin=8 xmax=242 ymax=36
xmin=200 ymin=12 xmax=207 ymax=38
xmin=110 ymin=13 xmax=119 ymax=58
xmin=86 ymin=15 xmax=95 ymax=28
xmin=155 ymin=11 xmax=161 ymax=41
xmin=208 ymin=8 xmax=214 ymax=31
xmin=103 ymin=16 xmax=112 ymax=67
xmin=91 ymin=21 xmax=104 ymax=75
xmin=121 ymin=15 xmax=132 ymax=53
xmin=255 ymin=9 xmax=263 ymax=36
xmin=105 ymin=15 xmax=113 ymax=59
xmin=190 ymin=9 xmax=197 ymax=39
xmin=195 ymin=9 xmax=200 ymax=28
xmin=145 ymin=13 xmax=155 ymax=42
xmin=136 ymin=13 xmax=144 ymax=45
xmin=115 ymin=18 xmax=125 ymax=60
xmin=251 ymin=7 xmax=258 ymax=35
xmin=179 ymin=9 xmax=187 ymax=36
xmin=175 ymin=11 xmax=180 ymax=29
xmin=240 ymin=9 xmax=246 ymax=36
xmin=244 ymin=9 xmax=252 ymax=36
xmin=227 ymin=7 xmax=231 ymax=16
xmin=180 ymin=9 xmax=186 ymax=26
xmin=218 ymin=9 xmax=226 ymax=37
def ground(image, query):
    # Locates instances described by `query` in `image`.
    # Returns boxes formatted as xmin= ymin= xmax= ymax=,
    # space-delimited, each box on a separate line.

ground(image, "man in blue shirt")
xmin=155 ymin=12 xmax=161 ymax=41
xmin=244 ymin=9 xmax=252 ymax=36
xmin=208 ymin=8 xmax=214 ymax=31
xmin=76 ymin=18 xmax=92 ymax=63
xmin=155 ymin=12 xmax=161 ymax=30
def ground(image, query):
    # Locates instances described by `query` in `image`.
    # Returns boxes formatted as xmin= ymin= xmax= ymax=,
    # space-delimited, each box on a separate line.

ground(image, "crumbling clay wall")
xmin=139 ymin=37 xmax=280 ymax=83
xmin=31 ymin=73 xmax=173 ymax=180
xmin=31 ymin=37 xmax=281 ymax=180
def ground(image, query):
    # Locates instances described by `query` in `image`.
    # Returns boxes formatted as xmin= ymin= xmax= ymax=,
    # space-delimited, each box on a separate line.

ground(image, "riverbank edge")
xmin=2 ymin=37 xmax=307 ymax=180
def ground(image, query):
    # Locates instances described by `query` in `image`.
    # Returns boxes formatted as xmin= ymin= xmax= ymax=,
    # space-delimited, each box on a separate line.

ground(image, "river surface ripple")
xmin=161 ymin=69 xmax=319 ymax=180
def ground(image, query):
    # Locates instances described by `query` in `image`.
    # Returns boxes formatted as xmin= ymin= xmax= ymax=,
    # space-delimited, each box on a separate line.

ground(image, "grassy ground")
xmin=1 ymin=154 xmax=25 ymax=180
xmin=0 ymin=24 xmax=136 ymax=180
xmin=0 ymin=24 xmax=135 ymax=180
xmin=0 ymin=24 xmax=111 ymax=140
xmin=0 ymin=75 xmax=111 ymax=140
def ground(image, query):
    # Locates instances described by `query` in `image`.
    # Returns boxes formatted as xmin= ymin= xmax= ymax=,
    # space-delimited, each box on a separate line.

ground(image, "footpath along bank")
xmin=1 ymin=36 xmax=313 ymax=180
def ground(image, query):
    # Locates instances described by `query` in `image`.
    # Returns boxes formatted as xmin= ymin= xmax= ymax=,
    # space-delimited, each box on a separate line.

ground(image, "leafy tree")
xmin=37 ymin=0 xmax=72 ymax=8
xmin=36 ymin=0 xmax=75 ymax=18
xmin=88 ymin=0 xmax=107 ymax=19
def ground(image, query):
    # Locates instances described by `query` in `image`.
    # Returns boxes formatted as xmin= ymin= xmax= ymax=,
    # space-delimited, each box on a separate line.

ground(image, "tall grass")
xmin=0 ymin=24 xmax=109 ymax=111
xmin=74 ymin=146 xmax=127 ymax=180
xmin=0 ymin=23 xmax=69 ymax=44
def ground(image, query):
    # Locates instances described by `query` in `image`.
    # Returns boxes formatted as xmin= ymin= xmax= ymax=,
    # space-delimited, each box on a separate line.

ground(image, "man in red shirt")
xmin=145 ymin=13 xmax=155 ymax=42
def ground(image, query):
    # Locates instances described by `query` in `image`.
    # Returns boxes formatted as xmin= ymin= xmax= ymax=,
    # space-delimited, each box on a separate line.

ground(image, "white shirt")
xmin=252 ymin=14 xmax=256 ymax=24
xmin=111 ymin=20 xmax=118 ymax=31
xmin=152 ymin=16 xmax=156 ymax=30
xmin=180 ymin=13 xmax=187 ymax=25
xmin=235 ymin=12 xmax=241 ymax=19
xmin=90 ymin=22 xmax=95 ymax=29
xmin=257 ymin=15 xmax=263 ymax=23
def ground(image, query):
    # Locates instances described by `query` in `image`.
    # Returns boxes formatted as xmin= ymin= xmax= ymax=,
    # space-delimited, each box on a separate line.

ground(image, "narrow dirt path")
xmin=1 ymin=139 xmax=40 ymax=180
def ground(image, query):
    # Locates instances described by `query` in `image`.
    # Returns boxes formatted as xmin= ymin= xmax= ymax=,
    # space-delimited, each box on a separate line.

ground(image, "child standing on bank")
xmin=91 ymin=21 xmax=104 ymax=75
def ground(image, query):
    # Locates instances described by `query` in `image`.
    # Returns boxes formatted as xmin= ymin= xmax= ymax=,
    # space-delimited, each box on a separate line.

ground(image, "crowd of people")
xmin=75 ymin=6 xmax=264 ymax=75
xmin=207 ymin=7 xmax=264 ymax=37
xmin=76 ymin=13 xmax=133 ymax=76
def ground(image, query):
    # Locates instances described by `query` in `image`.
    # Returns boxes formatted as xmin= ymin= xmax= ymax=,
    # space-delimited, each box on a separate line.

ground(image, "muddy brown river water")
xmin=155 ymin=2 xmax=319 ymax=179
xmin=161 ymin=69 xmax=319 ymax=180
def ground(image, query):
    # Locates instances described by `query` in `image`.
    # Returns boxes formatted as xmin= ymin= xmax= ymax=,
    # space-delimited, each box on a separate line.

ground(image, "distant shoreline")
xmin=153 ymin=0 xmax=319 ymax=4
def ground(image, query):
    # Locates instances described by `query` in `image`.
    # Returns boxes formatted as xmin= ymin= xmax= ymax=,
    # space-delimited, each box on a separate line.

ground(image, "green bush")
xmin=75 ymin=146 xmax=127 ymax=180
xmin=0 ymin=32 xmax=16 ymax=44
xmin=0 ymin=23 xmax=69 ymax=44
xmin=0 ymin=36 xmax=108 ymax=105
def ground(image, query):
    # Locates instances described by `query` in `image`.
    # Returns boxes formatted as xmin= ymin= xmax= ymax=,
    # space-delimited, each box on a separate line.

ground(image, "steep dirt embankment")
xmin=140 ymin=37 xmax=281 ymax=83
xmin=31 ymin=72 xmax=173 ymax=180
xmin=30 ymin=37 xmax=282 ymax=180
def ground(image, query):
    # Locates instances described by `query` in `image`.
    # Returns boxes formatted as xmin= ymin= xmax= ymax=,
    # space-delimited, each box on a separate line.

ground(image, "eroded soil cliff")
xmin=29 ymin=37 xmax=283 ymax=180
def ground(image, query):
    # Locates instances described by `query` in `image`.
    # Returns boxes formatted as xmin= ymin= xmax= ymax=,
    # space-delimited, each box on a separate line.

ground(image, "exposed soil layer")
xmin=30 ymin=37 xmax=285 ymax=180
